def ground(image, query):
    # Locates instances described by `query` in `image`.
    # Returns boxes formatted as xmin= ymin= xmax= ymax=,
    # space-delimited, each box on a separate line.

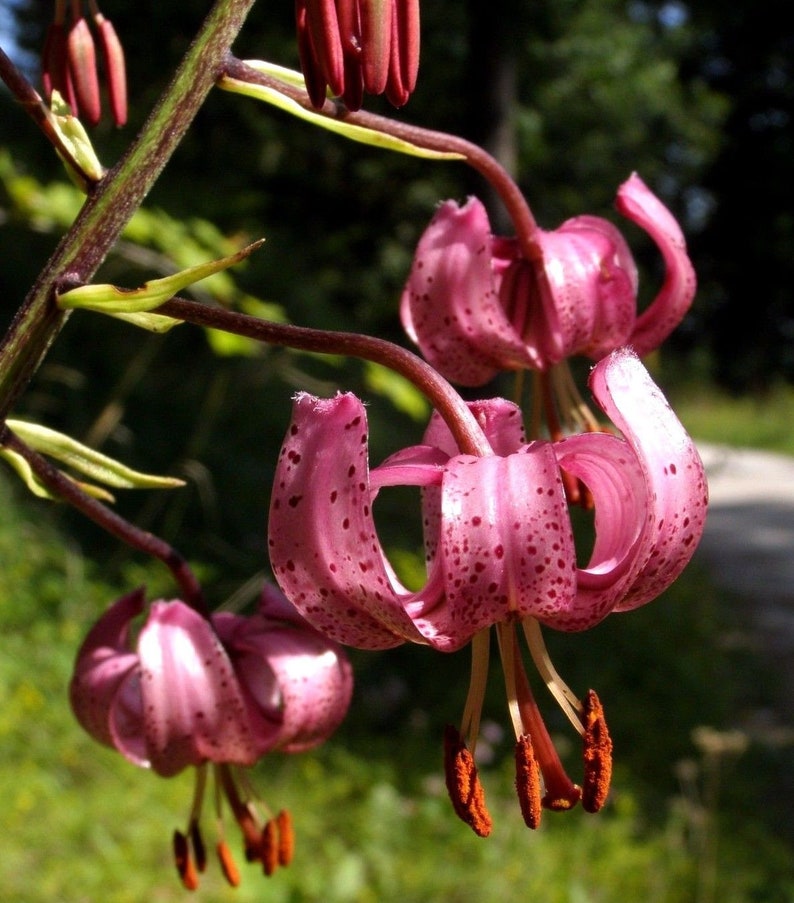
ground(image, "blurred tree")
xmin=680 ymin=0 xmax=794 ymax=390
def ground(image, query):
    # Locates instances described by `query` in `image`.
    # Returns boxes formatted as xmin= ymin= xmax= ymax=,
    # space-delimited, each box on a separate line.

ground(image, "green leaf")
xmin=0 ymin=448 xmax=115 ymax=502
xmin=219 ymin=62 xmax=465 ymax=161
xmin=363 ymin=361 xmax=430 ymax=421
xmin=57 ymin=240 xmax=264 ymax=315
xmin=6 ymin=421 xmax=185 ymax=490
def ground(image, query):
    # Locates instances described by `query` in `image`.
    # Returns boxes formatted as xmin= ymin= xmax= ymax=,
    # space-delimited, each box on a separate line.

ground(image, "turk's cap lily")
xmin=268 ymin=348 xmax=707 ymax=649
xmin=69 ymin=586 xmax=353 ymax=776
xmin=400 ymin=174 xmax=696 ymax=384
xmin=295 ymin=0 xmax=420 ymax=110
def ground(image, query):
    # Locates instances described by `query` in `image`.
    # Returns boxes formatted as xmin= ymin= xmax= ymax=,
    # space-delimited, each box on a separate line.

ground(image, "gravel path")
xmin=696 ymin=443 xmax=794 ymax=723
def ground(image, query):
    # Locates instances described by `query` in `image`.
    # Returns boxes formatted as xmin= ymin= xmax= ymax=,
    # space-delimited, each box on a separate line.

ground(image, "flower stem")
xmin=0 ymin=424 xmax=207 ymax=613
xmin=0 ymin=0 xmax=259 ymax=420
xmin=223 ymin=57 xmax=540 ymax=258
xmin=157 ymin=296 xmax=493 ymax=457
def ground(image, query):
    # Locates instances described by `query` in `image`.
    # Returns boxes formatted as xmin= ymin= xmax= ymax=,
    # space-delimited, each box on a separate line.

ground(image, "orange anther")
xmin=261 ymin=818 xmax=279 ymax=876
xmin=443 ymin=724 xmax=493 ymax=837
xmin=217 ymin=840 xmax=241 ymax=887
xmin=276 ymin=809 xmax=295 ymax=867
xmin=514 ymin=734 xmax=542 ymax=829
xmin=581 ymin=689 xmax=613 ymax=813
xmin=173 ymin=830 xmax=199 ymax=891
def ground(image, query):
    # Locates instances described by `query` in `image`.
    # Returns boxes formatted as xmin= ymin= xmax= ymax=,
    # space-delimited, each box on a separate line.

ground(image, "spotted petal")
xmin=586 ymin=348 xmax=707 ymax=611
xmin=213 ymin=588 xmax=353 ymax=755
xmin=418 ymin=445 xmax=577 ymax=648
xmin=400 ymin=197 xmax=535 ymax=385
xmin=136 ymin=601 xmax=262 ymax=776
xmin=618 ymin=173 xmax=698 ymax=356
xmin=269 ymin=392 xmax=435 ymax=650
xmin=547 ymin=348 xmax=706 ymax=630
xmin=69 ymin=588 xmax=144 ymax=752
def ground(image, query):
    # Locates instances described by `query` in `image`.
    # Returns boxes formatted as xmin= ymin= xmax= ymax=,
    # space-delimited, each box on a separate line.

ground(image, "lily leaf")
xmin=6 ymin=420 xmax=185 ymax=490
xmin=0 ymin=448 xmax=115 ymax=502
xmin=57 ymin=240 xmax=264 ymax=315
xmin=219 ymin=62 xmax=465 ymax=161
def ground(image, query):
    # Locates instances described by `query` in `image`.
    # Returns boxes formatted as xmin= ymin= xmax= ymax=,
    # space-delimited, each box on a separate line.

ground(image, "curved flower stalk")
xmin=401 ymin=174 xmax=696 ymax=384
xmin=268 ymin=349 xmax=707 ymax=832
xmin=295 ymin=0 xmax=420 ymax=110
xmin=69 ymin=585 xmax=353 ymax=888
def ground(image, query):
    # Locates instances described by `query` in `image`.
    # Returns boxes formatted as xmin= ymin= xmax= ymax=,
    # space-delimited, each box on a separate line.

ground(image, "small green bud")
xmin=57 ymin=240 xmax=264 ymax=319
xmin=49 ymin=90 xmax=105 ymax=188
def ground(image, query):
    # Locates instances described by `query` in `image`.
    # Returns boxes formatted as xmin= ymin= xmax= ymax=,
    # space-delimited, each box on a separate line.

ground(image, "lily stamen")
xmin=172 ymin=829 xmax=199 ymax=891
xmin=277 ymin=810 xmax=295 ymax=867
xmin=581 ymin=689 xmax=613 ymax=813
xmin=217 ymin=840 xmax=241 ymax=887
xmin=443 ymin=724 xmax=493 ymax=838
xmin=522 ymin=617 xmax=584 ymax=734
xmin=514 ymin=734 xmax=542 ymax=829
xmin=508 ymin=626 xmax=582 ymax=813
xmin=261 ymin=818 xmax=279 ymax=876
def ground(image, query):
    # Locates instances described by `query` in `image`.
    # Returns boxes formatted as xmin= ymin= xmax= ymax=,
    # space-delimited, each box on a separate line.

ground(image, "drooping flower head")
xmin=42 ymin=0 xmax=127 ymax=126
xmin=268 ymin=349 xmax=707 ymax=832
xmin=401 ymin=174 xmax=696 ymax=384
xmin=70 ymin=584 xmax=353 ymax=888
xmin=295 ymin=0 xmax=420 ymax=110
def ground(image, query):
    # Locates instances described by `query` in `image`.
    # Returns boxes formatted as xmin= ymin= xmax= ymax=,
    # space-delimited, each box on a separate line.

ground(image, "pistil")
xmin=508 ymin=626 xmax=582 ymax=813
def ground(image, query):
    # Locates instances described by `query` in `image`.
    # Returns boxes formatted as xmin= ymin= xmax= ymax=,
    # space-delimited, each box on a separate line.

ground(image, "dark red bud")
xmin=67 ymin=16 xmax=101 ymax=125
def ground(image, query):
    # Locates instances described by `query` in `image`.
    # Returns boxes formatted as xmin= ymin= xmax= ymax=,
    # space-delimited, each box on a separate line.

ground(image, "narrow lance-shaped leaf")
xmin=6 ymin=420 xmax=185 ymax=490
xmin=57 ymin=240 xmax=265 ymax=314
xmin=218 ymin=62 xmax=463 ymax=161
xmin=0 ymin=447 xmax=115 ymax=502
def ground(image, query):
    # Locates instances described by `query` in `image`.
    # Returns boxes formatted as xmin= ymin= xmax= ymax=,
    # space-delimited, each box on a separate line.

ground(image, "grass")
xmin=2 ymin=465 xmax=794 ymax=903
xmin=664 ymin=371 xmax=794 ymax=456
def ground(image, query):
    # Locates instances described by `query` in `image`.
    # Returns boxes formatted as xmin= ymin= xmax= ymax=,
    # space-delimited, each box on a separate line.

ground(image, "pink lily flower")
xmin=400 ymin=174 xmax=697 ymax=384
xmin=269 ymin=348 xmax=707 ymax=833
xmin=295 ymin=0 xmax=420 ymax=110
xmin=69 ymin=585 xmax=352 ymax=888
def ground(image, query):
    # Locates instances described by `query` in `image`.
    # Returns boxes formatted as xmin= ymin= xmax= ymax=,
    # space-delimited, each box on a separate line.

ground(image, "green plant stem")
xmin=0 ymin=0 xmax=258 ymax=421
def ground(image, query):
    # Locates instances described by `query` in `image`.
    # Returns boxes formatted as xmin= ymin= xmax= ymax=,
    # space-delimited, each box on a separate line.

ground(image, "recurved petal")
xmin=269 ymin=392 xmax=430 ymax=649
xmin=552 ymin=430 xmax=648 ymax=629
xmin=69 ymin=588 xmax=144 ymax=749
xmin=530 ymin=218 xmax=636 ymax=365
xmin=400 ymin=198 xmax=533 ymax=386
xmin=587 ymin=348 xmax=707 ymax=612
xmin=137 ymin=601 xmax=260 ymax=776
xmin=415 ymin=444 xmax=577 ymax=649
xmin=617 ymin=173 xmax=697 ymax=356
xmin=419 ymin=398 xmax=527 ymax=565
xmin=256 ymin=625 xmax=353 ymax=753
